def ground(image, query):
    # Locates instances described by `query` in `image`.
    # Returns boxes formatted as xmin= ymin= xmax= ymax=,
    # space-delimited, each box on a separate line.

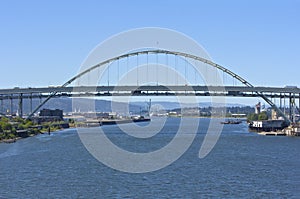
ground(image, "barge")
xmin=248 ymin=119 xmax=288 ymax=132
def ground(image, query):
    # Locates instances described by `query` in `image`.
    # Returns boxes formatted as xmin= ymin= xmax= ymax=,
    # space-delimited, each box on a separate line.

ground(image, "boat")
xmin=248 ymin=119 xmax=288 ymax=132
xmin=221 ymin=120 xmax=242 ymax=124
xmin=100 ymin=116 xmax=151 ymax=126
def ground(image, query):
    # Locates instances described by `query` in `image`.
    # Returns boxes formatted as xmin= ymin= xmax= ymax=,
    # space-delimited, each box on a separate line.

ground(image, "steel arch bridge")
xmin=22 ymin=49 xmax=291 ymax=123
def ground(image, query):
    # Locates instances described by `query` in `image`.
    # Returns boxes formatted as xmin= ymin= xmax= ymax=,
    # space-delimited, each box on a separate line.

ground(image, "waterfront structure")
xmin=249 ymin=119 xmax=287 ymax=132
xmin=34 ymin=109 xmax=64 ymax=123
xmin=283 ymin=125 xmax=300 ymax=136
xmin=39 ymin=109 xmax=63 ymax=119
xmin=255 ymin=102 xmax=261 ymax=114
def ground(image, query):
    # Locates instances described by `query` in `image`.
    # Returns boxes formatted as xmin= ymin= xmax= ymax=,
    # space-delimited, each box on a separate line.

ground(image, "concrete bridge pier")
xmin=288 ymin=93 xmax=298 ymax=122
xmin=299 ymin=93 xmax=300 ymax=110
xmin=279 ymin=94 xmax=282 ymax=109
xmin=289 ymin=93 xmax=292 ymax=121
xmin=0 ymin=97 xmax=3 ymax=115
xmin=30 ymin=93 xmax=33 ymax=113
xmin=10 ymin=95 xmax=13 ymax=115
xmin=18 ymin=93 xmax=23 ymax=118
xmin=283 ymin=96 xmax=286 ymax=116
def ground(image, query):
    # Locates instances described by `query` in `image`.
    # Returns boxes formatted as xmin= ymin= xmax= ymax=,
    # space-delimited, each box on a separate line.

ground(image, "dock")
xmin=79 ymin=117 xmax=151 ymax=127
xmin=283 ymin=125 xmax=300 ymax=136
xmin=258 ymin=131 xmax=286 ymax=136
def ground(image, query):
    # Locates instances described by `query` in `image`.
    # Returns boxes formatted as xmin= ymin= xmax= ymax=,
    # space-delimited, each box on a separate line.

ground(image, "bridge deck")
xmin=0 ymin=86 xmax=299 ymax=95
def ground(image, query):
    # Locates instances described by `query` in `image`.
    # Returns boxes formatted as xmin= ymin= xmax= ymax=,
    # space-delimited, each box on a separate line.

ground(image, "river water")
xmin=0 ymin=118 xmax=299 ymax=198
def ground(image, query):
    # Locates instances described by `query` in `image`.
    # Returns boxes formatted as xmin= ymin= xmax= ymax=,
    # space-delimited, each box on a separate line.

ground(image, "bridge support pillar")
xmin=292 ymin=94 xmax=296 ymax=123
xmin=283 ymin=96 xmax=286 ymax=116
xmin=18 ymin=94 xmax=23 ymax=118
xmin=289 ymin=93 xmax=292 ymax=121
xmin=0 ymin=97 xmax=3 ymax=115
xmin=30 ymin=93 xmax=33 ymax=113
xmin=299 ymin=93 xmax=300 ymax=110
xmin=10 ymin=95 xmax=13 ymax=115
xmin=279 ymin=94 xmax=282 ymax=109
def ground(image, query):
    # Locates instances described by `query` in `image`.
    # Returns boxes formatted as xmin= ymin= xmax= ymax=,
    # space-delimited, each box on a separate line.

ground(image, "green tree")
xmin=13 ymin=117 xmax=24 ymax=123
xmin=258 ymin=112 xmax=268 ymax=120
xmin=0 ymin=117 xmax=9 ymax=123
xmin=24 ymin=120 xmax=33 ymax=129
xmin=247 ymin=113 xmax=258 ymax=121
xmin=7 ymin=133 xmax=16 ymax=139
xmin=18 ymin=123 xmax=25 ymax=130
xmin=1 ymin=122 xmax=12 ymax=131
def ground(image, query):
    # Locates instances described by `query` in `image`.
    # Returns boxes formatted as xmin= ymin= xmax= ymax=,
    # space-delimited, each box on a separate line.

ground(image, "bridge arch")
xmin=27 ymin=49 xmax=290 ymax=123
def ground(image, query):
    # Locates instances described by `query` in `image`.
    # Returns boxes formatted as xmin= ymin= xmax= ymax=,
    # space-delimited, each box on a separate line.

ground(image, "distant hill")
xmin=132 ymin=101 xmax=248 ymax=110
xmin=0 ymin=97 xmax=251 ymax=115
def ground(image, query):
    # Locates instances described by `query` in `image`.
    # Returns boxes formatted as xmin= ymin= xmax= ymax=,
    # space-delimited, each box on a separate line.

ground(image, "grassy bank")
xmin=0 ymin=116 xmax=69 ymax=143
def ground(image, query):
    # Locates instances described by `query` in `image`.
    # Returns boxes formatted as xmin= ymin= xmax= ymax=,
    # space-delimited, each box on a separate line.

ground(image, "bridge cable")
xmin=26 ymin=49 xmax=291 ymax=123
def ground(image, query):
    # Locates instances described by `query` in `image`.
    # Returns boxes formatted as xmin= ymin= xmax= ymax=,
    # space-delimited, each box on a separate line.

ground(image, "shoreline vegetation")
xmin=0 ymin=115 xmax=246 ymax=144
xmin=5 ymin=111 xmax=293 ymax=143
xmin=0 ymin=116 xmax=74 ymax=143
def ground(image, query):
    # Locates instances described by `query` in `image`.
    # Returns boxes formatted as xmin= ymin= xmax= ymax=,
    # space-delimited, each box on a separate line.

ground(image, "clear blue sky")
xmin=0 ymin=0 xmax=299 ymax=89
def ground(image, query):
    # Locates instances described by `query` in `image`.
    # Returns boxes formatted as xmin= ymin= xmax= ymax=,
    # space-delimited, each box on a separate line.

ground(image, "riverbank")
xmin=0 ymin=116 xmax=71 ymax=143
xmin=1 ymin=133 xmax=38 ymax=143
xmin=0 ymin=116 xmax=151 ymax=143
xmin=0 ymin=126 xmax=73 ymax=144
